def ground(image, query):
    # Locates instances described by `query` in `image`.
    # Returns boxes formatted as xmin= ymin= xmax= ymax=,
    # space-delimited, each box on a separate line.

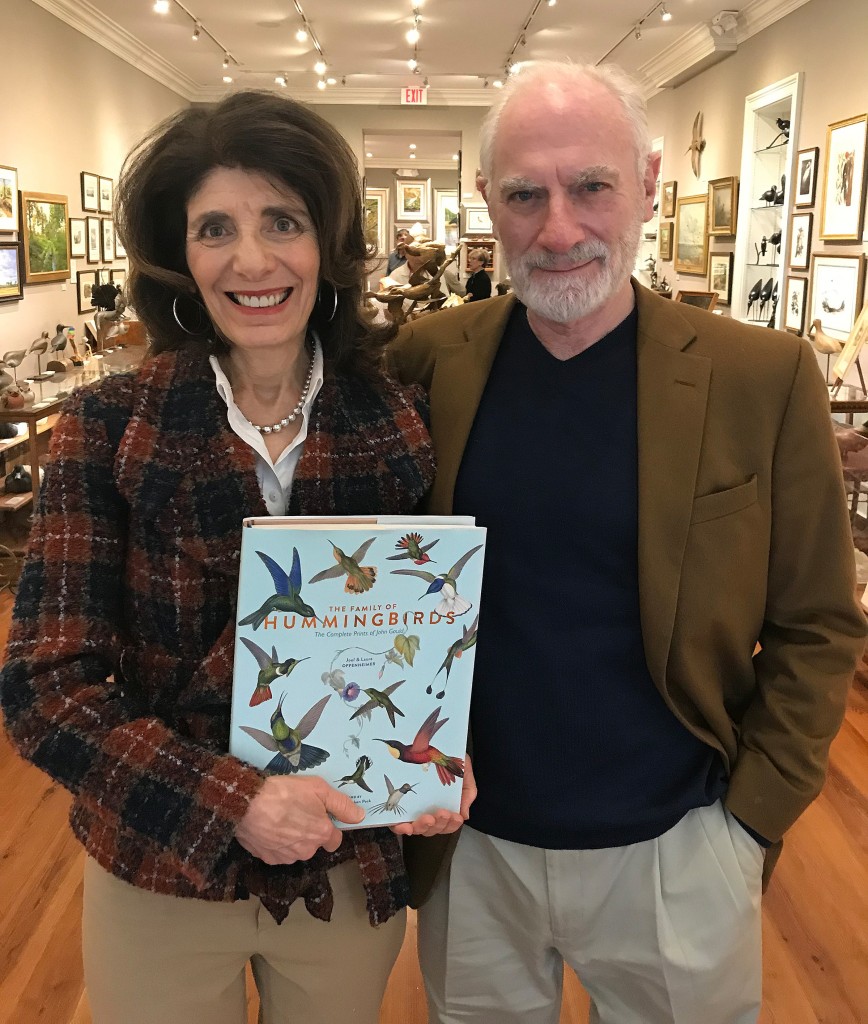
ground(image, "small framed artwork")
xmin=110 ymin=267 xmax=127 ymax=289
xmin=0 ymin=240 xmax=23 ymax=303
xmin=20 ymin=191 xmax=71 ymax=283
xmin=674 ymin=290 xmax=718 ymax=311
xmin=81 ymin=171 xmax=99 ymax=213
xmin=658 ymin=221 xmax=673 ymax=261
xmin=661 ymin=181 xmax=677 ymax=219
xmin=86 ymin=216 xmax=101 ymax=263
xmin=96 ymin=267 xmax=112 ymax=286
xmin=808 ymin=253 xmax=866 ymax=340
xmin=76 ymin=269 xmax=97 ymax=314
xmin=98 ymin=176 xmax=114 ymax=215
xmin=784 ymin=276 xmax=807 ymax=335
xmin=463 ymin=204 xmax=493 ymax=235
xmin=363 ymin=187 xmax=388 ymax=254
xmin=434 ymin=188 xmax=459 ymax=246
xmin=708 ymin=176 xmax=738 ymax=236
xmin=795 ymin=147 xmax=819 ymax=208
xmin=819 ymin=114 xmax=868 ymax=241
xmin=69 ymin=216 xmax=87 ymax=260
xmin=101 ymin=218 xmax=115 ymax=262
xmin=788 ymin=212 xmax=813 ymax=271
xmin=0 ymin=165 xmax=18 ymax=233
xmin=832 ymin=300 xmax=868 ymax=382
xmin=674 ymin=194 xmax=709 ymax=275
xmin=396 ymin=178 xmax=430 ymax=221
xmin=115 ymin=230 xmax=127 ymax=259
xmin=708 ymin=252 xmax=734 ymax=306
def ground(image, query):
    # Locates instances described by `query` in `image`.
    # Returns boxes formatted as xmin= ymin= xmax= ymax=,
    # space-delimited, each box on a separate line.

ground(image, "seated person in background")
xmin=494 ymin=278 xmax=512 ymax=296
xmin=387 ymin=228 xmax=412 ymax=274
xmin=464 ymin=247 xmax=493 ymax=302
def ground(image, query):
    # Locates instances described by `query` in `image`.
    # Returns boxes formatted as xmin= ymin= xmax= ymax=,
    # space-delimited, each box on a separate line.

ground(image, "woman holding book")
xmin=0 ymin=92 xmax=474 ymax=1024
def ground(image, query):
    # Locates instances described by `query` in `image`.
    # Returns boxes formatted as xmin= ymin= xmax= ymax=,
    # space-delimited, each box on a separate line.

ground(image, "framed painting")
xmin=69 ymin=216 xmax=87 ymax=260
xmin=658 ymin=221 xmax=673 ymax=261
xmin=784 ymin=276 xmax=807 ymax=335
xmin=20 ymin=191 xmax=71 ymax=283
xmin=661 ymin=180 xmax=677 ymax=219
xmin=76 ymin=269 xmax=97 ymax=314
xmin=708 ymin=251 xmax=734 ymax=306
xmin=808 ymin=253 xmax=866 ymax=340
xmin=434 ymin=188 xmax=459 ymax=246
xmin=363 ymin=187 xmax=388 ymax=254
xmin=101 ymin=218 xmax=115 ymax=262
xmin=114 ymin=230 xmax=127 ymax=259
xmin=708 ymin=176 xmax=738 ymax=236
xmin=0 ymin=165 xmax=18 ymax=233
xmin=0 ymin=240 xmax=23 ymax=303
xmin=98 ymin=176 xmax=114 ymax=215
xmin=110 ymin=267 xmax=127 ymax=290
xmin=674 ymin=289 xmax=717 ymax=311
xmin=819 ymin=114 xmax=868 ymax=241
xmin=795 ymin=147 xmax=819 ymax=208
xmin=86 ymin=216 xmax=101 ymax=263
xmin=788 ymin=211 xmax=813 ymax=271
xmin=463 ymin=204 xmax=493 ymax=235
xmin=81 ymin=171 xmax=99 ymax=213
xmin=832 ymin=300 xmax=868 ymax=382
xmin=396 ymin=178 xmax=429 ymax=221
xmin=674 ymin=194 xmax=708 ymax=275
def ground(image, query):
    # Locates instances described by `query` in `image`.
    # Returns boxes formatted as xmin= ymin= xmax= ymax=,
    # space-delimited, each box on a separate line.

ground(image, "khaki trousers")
xmin=419 ymin=802 xmax=763 ymax=1024
xmin=83 ymin=857 xmax=406 ymax=1024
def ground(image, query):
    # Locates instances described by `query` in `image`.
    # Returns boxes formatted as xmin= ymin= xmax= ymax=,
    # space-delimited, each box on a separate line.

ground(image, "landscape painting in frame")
xmin=21 ymin=191 xmax=70 ymax=283
xmin=0 ymin=165 xmax=18 ymax=233
xmin=674 ymin=194 xmax=708 ymax=275
xmin=820 ymin=114 xmax=868 ymax=241
xmin=363 ymin=187 xmax=388 ymax=254
xmin=434 ymin=189 xmax=459 ymax=246
xmin=808 ymin=253 xmax=865 ymax=339
xmin=0 ymin=241 xmax=23 ymax=302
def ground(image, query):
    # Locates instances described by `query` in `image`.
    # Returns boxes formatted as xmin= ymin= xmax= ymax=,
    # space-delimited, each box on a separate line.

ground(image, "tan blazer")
xmin=389 ymin=283 xmax=866 ymax=907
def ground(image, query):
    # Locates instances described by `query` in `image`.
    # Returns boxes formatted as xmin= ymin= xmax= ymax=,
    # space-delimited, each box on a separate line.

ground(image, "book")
xmin=230 ymin=515 xmax=486 ymax=828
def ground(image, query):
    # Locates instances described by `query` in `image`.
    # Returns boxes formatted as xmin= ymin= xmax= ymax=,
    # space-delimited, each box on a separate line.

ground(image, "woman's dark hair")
xmin=115 ymin=91 xmax=394 ymax=376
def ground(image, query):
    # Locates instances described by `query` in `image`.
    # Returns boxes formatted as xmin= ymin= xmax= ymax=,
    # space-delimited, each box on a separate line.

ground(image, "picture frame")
xmin=363 ymin=187 xmax=389 ymax=254
xmin=463 ymin=239 xmax=496 ymax=276
xmin=708 ymin=176 xmax=738 ymax=236
xmin=661 ymin=181 xmax=677 ymax=219
xmin=808 ymin=253 xmax=866 ymax=340
xmin=819 ymin=114 xmax=868 ymax=241
xmin=784 ymin=276 xmax=807 ymax=335
xmin=795 ymin=147 xmax=819 ymax=208
xmin=80 ymin=171 xmax=99 ymax=213
xmin=708 ymin=251 xmax=734 ymax=306
xmin=96 ymin=267 xmax=112 ymax=286
xmin=658 ymin=221 xmax=673 ymax=261
xmin=76 ymin=269 xmax=97 ymax=314
xmin=674 ymin=289 xmax=718 ymax=311
xmin=674 ymin=194 xmax=709 ymax=275
xmin=68 ymin=216 xmax=87 ymax=260
xmin=98 ymin=176 xmax=114 ymax=215
xmin=463 ymin=204 xmax=493 ymax=235
xmin=396 ymin=178 xmax=430 ymax=221
xmin=101 ymin=219 xmax=114 ymax=262
xmin=0 ymin=240 xmax=23 ymax=303
xmin=110 ymin=267 xmax=127 ymax=290
xmin=434 ymin=188 xmax=459 ymax=246
xmin=832 ymin=299 xmax=868 ymax=382
xmin=114 ymin=230 xmax=127 ymax=259
xmin=20 ymin=191 xmax=71 ymax=283
xmin=788 ymin=211 xmax=813 ymax=271
xmin=0 ymin=165 xmax=18 ymax=233
xmin=86 ymin=216 xmax=101 ymax=263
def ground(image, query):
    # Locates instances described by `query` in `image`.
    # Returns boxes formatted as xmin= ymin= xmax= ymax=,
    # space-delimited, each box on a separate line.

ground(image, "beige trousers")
xmin=419 ymin=801 xmax=763 ymax=1024
xmin=82 ymin=857 xmax=406 ymax=1024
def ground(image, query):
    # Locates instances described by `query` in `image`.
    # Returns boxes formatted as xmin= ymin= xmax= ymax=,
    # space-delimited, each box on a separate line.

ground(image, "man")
xmin=463 ymin=246 xmax=493 ymax=302
xmin=390 ymin=61 xmax=866 ymax=1024
xmin=386 ymin=227 xmax=412 ymax=273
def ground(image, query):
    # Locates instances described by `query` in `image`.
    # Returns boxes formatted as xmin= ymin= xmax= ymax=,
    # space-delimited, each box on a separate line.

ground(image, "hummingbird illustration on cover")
xmin=390 ymin=544 xmax=483 ymax=616
xmin=239 ymin=693 xmax=331 ymax=774
xmin=308 ymin=538 xmax=377 ymax=594
xmin=370 ymin=774 xmax=417 ymax=815
xmin=350 ymin=680 xmax=406 ymax=727
xmin=376 ymin=706 xmax=464 ymax=786
xmin=386 ymin=532 xmax=439 ymax=565
xmin=239 ymin=637 xmax=309 ymax=707
xmin=428 ymin=614 xmax=479 ymax=699
xmin=238 ymin=548 xmax=318 ymax=629
xmin=337 ymin=754 xmax=374 ymax=792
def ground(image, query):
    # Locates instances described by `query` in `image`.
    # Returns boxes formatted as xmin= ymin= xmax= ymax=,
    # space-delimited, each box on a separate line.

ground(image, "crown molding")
xmin=365 ymin=159 xmax=459 ymax=171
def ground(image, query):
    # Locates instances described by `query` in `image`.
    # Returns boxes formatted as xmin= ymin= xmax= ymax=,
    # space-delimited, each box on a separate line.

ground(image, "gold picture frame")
xmin=819 ymin=113 xmax=868 ymax=241
xmin=20 ymin=191 xmax=71 ymax=284
xmin=661 ymin=180 xmax=677 ymax=218
xmin=658 ymin=221 xmax=673 ymax=261
xmin=674 ymin=194 xmax=709 ymax=276
xmin=708 ymin=176 xmax=738 ymax=236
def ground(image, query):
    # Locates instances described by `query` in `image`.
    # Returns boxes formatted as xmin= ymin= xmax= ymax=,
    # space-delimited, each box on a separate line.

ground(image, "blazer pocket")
xmin=691 ymin=475 xmax=758 ymax=525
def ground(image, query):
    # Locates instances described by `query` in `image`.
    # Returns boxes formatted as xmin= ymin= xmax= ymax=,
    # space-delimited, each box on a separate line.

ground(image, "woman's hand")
xmin=236 ymin=776 xmax=365 ymax=864
xmin=389 ymin=753 xmax=477 ymax=838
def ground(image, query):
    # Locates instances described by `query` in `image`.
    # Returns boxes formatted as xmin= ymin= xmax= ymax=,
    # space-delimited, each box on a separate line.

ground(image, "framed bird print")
xmin=788 ymin=212 xmax=813 ymax=271
xmin=795 ymin=147 xmax=819 ymax=208
xmin=784 ymin=276 xmax=807 ymax=335
xmin=674 ymin=194 xmax=709 ymax=275
xmin=819 ymin=113 xmax=868 ymax=241
xmin=808 ymin=253 xmax=865 ymax=340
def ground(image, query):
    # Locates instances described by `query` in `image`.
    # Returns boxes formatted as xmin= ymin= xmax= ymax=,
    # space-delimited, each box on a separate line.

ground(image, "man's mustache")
xmin=514 ymin=241 xmax=610 ymax=271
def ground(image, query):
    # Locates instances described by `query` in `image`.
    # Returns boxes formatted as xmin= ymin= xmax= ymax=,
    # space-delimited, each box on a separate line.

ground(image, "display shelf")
xmin=0 ymin=416 xmax=56 ymax=456
xmin=0 ymin=493 xmax=32 ymax=512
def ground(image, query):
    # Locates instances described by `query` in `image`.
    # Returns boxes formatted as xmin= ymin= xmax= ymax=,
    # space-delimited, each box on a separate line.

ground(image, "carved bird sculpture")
xmin=685 ymin=111 xmax=706 ymax=177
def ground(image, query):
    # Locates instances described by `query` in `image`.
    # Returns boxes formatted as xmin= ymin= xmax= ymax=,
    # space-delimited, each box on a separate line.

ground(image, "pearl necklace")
xmin=250 ymin=352 xmax=315 ymax=435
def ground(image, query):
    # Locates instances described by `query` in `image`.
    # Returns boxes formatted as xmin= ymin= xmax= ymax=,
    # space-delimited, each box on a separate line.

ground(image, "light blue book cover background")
xmin=230 ymin=516 xmax=485 ymax=828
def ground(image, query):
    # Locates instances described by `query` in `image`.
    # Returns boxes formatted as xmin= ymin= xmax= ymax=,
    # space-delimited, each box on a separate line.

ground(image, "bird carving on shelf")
xmin=685 ymin=111 xmax=706 ymax=177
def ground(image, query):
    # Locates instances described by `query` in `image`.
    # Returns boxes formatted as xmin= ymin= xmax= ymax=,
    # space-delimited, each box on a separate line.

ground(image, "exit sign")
xmin=401 ymin=86 xmax=428 ymax=105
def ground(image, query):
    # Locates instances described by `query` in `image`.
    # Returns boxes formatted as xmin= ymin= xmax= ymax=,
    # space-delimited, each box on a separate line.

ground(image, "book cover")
xmin=230 ymin=515 xmax=485 ymax=828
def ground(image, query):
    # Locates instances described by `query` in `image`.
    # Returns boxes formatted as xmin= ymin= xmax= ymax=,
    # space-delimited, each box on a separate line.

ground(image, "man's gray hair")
xmin=478 ymin=61 xmax=652 ymax=185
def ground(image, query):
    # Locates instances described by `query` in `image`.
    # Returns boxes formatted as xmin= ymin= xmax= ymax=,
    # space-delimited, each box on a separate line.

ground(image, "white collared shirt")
xmin=209 ymin=338 xmax=324 ymax=516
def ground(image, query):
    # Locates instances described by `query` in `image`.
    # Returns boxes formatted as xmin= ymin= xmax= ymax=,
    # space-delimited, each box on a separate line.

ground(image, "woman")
xmin=463 ymin=247 xmax=493 ymax=302
xmin=0 ymin=92 xmax=473 ymax=1024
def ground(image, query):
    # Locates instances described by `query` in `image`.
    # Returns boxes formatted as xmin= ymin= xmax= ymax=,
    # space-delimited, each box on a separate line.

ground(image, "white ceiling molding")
xmin=365 ymin=159 xmax=458 ymax=171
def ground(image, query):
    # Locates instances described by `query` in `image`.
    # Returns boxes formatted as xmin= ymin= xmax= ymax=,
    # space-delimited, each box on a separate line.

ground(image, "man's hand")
xmin=389 ymin=754 xmax=477 ymax=837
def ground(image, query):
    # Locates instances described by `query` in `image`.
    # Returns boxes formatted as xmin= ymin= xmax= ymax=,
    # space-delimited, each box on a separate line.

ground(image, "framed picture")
xmin=0 ymin=240 xmax=23 ymax=303
xmin=808 ymin=253 xmax=866 ymax=340
xmin=110 ymin=267 xmax=127 ymax=290
xmin=661 ymin=181 xmax=677 ymax=219
xmin=101 ymin=219 xmax=115 ymax=262
xmin=463 ymin=239 xmax=496 ymax=275
xmin=788 ymin=211 xmax=813 ymax=271
xmin=784 ymin=276 xmax=807 ymax=335
xmin=98 ymin=176 xmax=114 ymax=215
xmin=708 ymin=252 xmax=734 ymax=306
xmin=795 ymin=147 xmax=819 ymax=208
xmin=96 ymin=267 xmax=112 ymax=286
xmin=819 ymin=114 xmax=868 ymax=241
xmin=68 ymin=216 xmax=87 ymax=260
xmin=674 ymin=290 xmax=718 ymax=311
xmin=708 ymin=176 xmax=738 ymax=236
xmin=434 ymin=188 xmax=459 ymax=246
xmin=396 ymin=178 xmax=430 ymax=221
xmin=658 ymin=221 xmax=673 ymax=261
xmin=81 ymin=171 xmax=99 ymax=213
xmin=76 ymin=269 xmax=97 ymax=314
xmin=0 ymin=165 xmax=18 ymax=233
xmin=86 ymin=216 xmax=101 ymax=263
xmin=674 ymin=194 xmax=708 ymax=275
xmin=832 ymin=300 xmax=868 ymax=382
xmin=463 ymin=204 xmax=493 ymax=235
xmin=363 ymin=187 xmax=388 ymax=254
xmin=115 ymin=230 xmax=127 ymax=259
xmin=20 ymin=191 xmax=71 ymax=283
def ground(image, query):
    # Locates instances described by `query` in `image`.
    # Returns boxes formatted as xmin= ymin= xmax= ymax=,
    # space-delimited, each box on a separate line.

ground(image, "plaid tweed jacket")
xmin=0 ymin=347 xmax=435 ymax=925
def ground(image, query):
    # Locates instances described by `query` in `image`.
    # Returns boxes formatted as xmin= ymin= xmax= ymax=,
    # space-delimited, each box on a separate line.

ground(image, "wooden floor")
xmin=0 ymin=586 xmax=865 ymax=1024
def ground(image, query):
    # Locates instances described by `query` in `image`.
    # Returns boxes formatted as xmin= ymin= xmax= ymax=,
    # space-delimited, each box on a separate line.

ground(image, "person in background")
xmin=0 ymin=90 xmax=473 ymax=1024
xmin=463 ymin=247 xmax=493 ymax=302
xmin=390 ymin=60 xmax=866 ymax=1024
xmin=387 ymin=227 xmax=412 ymax=274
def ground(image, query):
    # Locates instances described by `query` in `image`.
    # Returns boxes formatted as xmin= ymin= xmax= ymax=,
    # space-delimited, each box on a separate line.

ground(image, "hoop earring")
xmin=317 ymin=281 xmax=338 ymax=323
xmin=172 ymin=295 xmax=208 ymax=336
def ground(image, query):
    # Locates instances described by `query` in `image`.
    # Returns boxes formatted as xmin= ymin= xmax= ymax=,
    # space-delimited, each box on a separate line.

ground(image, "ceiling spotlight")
xmin=222 ymin=55 xmax=229 ymax=68
xmin=409 ymin=143 xmax=416 ymax=150
xmin=660 ymin=3 xmax=672 ymax=19
xmin=409 ymin=154 xmax=416 ymax=159
xmin=635 ymin=26 xmax=642 ymax=39
xmin=547 ymin=0 xmax=557 ymax=5
xmin=366 ymin=152 xmax=373 ymax=158
xmin=483 ymin=78 xmax=489 ymax=88
xmin=406 ymin=28 xmax=420 ymax=44
xmin=408 ymin=58 xmax=417 ymax=70
xmin=452 ymin=153 xmax=459 ymax=161
xmin=275 ymin=74 xmax=287 ymax=87
xmin=423 ymin=76 xmax=429 ymax=88
xmin=153 ymin=0 xmax=170 ymax=13
xmin=295 ymin=27 xmax=308 ymax=42
xmin=192 ymin=25 xmax=200 ymax=40
xmin=341 ymin=76 xmax=347 ymax=85
xmin=493 ymin=79 xmax=503 ymax=88
xmin=314 ymin=59 xmax=327 ymax=75
xmin=317 ymin=78 xmax=326 ymax=90
xmin=326 ymin=77 xmax=336 ymax=85
xmin=222 ymin=75 xmax=233 ymax=83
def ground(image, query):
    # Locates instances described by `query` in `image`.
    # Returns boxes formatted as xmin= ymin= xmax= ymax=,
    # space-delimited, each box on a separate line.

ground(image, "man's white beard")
xmin=505 ymin=209 xmax=645 ymax=323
